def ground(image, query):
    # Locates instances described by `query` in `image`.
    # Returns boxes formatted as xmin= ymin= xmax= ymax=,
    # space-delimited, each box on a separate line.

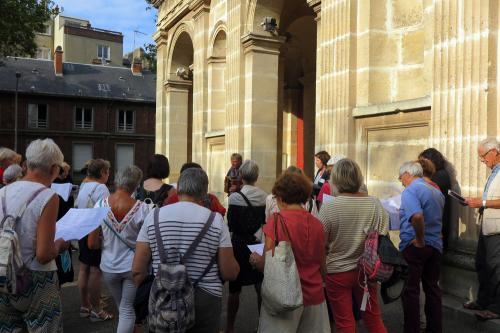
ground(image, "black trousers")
xmin=476 ymin=232 xmax=500 ymax=313
xmin=402 ymin=245 xmax=442 ymax=333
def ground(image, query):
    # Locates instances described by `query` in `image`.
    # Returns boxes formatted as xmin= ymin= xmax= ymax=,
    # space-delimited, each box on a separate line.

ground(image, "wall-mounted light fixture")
xmin=261 ymin=17 xmax=278 ymax=33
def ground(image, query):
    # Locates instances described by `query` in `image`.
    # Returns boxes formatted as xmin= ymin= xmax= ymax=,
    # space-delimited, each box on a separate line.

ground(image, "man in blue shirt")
xmin=399 ymin=161 xmax=445 ymax=333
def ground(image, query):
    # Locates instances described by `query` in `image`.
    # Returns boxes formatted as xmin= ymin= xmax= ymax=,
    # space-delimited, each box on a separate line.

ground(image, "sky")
xmin=54 ymin=0 xmax=157 ymax=55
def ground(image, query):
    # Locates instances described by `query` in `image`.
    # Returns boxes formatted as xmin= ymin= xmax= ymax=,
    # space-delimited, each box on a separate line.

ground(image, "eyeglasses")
xmin=398 ymin=172 xmax=407 ymax=181
xmin=480 ymin=149 xmax=495 ymax=161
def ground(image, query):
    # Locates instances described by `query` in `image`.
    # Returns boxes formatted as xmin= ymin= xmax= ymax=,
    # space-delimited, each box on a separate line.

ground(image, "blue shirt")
xmin=399 ymin=178 xmax=445 ymax=253
xmin=483 ymin=164 xmax=500 ymax=200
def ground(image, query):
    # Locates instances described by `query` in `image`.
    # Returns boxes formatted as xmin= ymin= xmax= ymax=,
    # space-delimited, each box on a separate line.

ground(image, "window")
xmin=117 ymin=110 xmax=135 ymax=132
xmin=74 ymin=107 xmax=93 ymax=129
xmin=42 ymin=24 xmax=52 ymax=35
xmin=97 ymin=45 xmax=110 ymax=60
xmin=28 ymin=104 xmax=48 ymax=128
xmin=72 ymin=143 xmax=93 ymax=178
xmin=115 ymin=144 xmax=134 ymax=172
xmin=35 ymin=47 xmax=51 ymax=60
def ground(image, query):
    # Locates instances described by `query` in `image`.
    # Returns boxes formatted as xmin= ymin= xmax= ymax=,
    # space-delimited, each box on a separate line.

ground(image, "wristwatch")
xmin=483 ymin=200 xmax=487 ymax=209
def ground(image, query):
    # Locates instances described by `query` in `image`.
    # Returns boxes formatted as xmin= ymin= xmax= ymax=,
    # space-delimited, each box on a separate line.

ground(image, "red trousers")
xmin=326 ymin=271 xmax=387 ymax=333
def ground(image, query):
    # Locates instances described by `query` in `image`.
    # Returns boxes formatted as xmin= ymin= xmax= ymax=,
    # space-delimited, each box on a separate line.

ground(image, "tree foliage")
xmin=142 ymin=43 xmax=157 ymax=74
xmin=0 ymin=0 xmax=58 ymax=57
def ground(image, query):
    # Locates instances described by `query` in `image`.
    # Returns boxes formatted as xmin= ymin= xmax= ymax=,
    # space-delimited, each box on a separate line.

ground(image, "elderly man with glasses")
xmin=398 ymin=161 xmax=445 ymax=333
xmin=464 ymin=137 xmax=500 ymax=320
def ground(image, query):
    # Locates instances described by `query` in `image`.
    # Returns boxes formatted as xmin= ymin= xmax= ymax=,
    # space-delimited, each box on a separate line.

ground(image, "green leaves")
xmin=0 ymin=0 xmax=58 ymax=57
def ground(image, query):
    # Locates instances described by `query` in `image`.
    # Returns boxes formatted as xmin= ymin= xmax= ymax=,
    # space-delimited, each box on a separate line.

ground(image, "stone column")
xmin=315 ymin=0 xmax=356 ymax=156
xmin=154 ymin=29 xmax=168 ymax=156
xmin=242 ymin=33 xmax=283 ymax=192
xmin=163 ymin=79 xmax=193 ymax=181
xmin=190 ymin=0 xmax=210 ymax=165
xmin=431 ymin=0 xmax=498 ymax=249
xmin=431 ymin=0 xmax=500 ymax=299
xmin=226 ymin=0 xmax=245 ymax=159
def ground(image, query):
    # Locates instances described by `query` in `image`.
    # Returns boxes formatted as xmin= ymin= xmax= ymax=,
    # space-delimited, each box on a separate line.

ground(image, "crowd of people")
xmin=0 ymin=137 xmax=500 ymax=333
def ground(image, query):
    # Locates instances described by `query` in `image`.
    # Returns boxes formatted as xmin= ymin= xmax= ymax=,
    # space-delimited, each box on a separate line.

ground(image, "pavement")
xmin=61 ymin=258 xmax=500 ymax=332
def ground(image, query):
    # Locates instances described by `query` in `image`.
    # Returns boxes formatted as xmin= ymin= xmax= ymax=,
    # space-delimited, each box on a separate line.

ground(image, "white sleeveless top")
xmin=0 ymin=181 xmax=57 ymax=271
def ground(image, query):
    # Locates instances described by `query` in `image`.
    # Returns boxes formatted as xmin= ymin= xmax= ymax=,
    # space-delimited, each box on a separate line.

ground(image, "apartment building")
xmin=0 ymin=50 xmax=155 ymax=182
xmin=34 ymin=14 xmax=123 ymax=67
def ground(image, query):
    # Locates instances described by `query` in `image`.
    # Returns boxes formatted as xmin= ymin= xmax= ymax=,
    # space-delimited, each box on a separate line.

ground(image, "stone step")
xmin=443 ymin=294 xmax=500 ymax=333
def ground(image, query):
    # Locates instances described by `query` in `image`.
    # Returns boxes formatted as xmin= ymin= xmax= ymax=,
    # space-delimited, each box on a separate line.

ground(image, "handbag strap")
xmin=103 ymin=218 xmax=134 ymax=252
xmin=271 ymin=213 xmax=293 ymax=256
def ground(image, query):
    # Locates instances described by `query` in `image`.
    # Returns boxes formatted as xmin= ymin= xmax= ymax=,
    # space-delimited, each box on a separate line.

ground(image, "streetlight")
xmin=14 ymin=72 xmax=21 ymax=152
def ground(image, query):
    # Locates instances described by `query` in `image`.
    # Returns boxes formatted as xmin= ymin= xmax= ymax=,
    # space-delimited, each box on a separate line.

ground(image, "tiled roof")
xmin=0 ymin=57 xmax=155 ymax=103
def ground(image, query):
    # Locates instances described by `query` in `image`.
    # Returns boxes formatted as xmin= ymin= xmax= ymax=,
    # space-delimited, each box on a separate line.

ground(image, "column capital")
xmin=164 ymin=79 xmax=193 ymax=91
xmin=153 ymin=29 xmax=168 ymax=47
xmin=241 ymin=33 xmax=284 ymax=55
xmin=307 ymin=0 xmax=321 ymax=19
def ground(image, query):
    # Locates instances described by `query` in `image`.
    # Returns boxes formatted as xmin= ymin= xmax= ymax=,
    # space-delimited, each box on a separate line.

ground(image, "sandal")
xmin=475 ymin=310 xmax=500 ymax=321
xmin=463 ymin=301 xmax=483 ymax=310
xmin=79 ymin=306 xmax=91 ymax=318
xmin=90 ymin=310 xmax=114 ymax=322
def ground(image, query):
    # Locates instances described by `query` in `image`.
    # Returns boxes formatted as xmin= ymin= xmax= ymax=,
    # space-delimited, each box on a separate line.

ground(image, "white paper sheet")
xmin=380 ymin=195 xmax=402 ymax=230
xmin=247 ymin=243 xmax=265 ymax=256
xmin=51 ymin=183 xmax=73 ymax=202
xmin=322 ymin=194 xmax=334 ymax=203
xmin=55 ymin=207 xmax=110 ymax=241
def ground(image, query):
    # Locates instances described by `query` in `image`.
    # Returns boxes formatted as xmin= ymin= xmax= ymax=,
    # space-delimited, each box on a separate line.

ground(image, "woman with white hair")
xmin=0 ymin=139 xmax=68 ymax=332
xmin=226 ymin=159 xmax=267 ymax=333
xmin=88 ymin=165 xmax=151 ymax=332
xmin=0 ymin=147 xmax=21 ymax=184
xmin=2 ymin=163 xmax=23 ymax=185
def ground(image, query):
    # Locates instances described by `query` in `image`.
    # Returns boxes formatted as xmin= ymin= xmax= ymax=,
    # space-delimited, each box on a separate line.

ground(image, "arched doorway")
xmin=165 ymin=30 xmax=194 ymax=179
xmin=278 ymin=2 xmax=317 ymax=177
xmin=245 ymin=0 xmax=318 ymax=181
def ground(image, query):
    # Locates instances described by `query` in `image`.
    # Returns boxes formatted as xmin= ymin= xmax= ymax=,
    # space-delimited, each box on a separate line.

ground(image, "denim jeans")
xmin=102 ymin=271 xmax=137 ymax=333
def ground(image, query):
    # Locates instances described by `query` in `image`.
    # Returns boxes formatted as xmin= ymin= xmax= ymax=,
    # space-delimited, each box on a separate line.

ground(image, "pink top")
xmin=318 ymin=181 xmax=331 ymax=202
xmin=263 ymin=210 xmax=325 ymax=306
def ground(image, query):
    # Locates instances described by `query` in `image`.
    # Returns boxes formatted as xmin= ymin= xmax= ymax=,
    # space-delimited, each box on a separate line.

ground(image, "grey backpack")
xmin=148 ymin=208 xmax=217 ymax=332
xmin=0 ymin=187 xmax=48 ymax=294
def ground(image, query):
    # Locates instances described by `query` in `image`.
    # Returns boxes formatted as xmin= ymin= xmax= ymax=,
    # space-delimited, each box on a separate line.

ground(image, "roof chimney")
xmin=131 ymin=58 xmax=142 ymax=76
xmin=54 ymin=46 xmax=63 ymax=76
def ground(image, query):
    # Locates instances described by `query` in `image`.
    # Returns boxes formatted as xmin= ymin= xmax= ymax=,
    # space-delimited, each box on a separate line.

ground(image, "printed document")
xmin=55 ymin=207 xmax=110 ymax=241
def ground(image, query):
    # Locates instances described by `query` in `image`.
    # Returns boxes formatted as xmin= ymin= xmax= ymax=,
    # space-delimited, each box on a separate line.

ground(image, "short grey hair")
xmin=239 ymin=160 xmax=259 ymax=183
xmin=330 ymin=158 xmax=364 ymax=193
xmin=25 ymin=139 xmax=64 ymax=175
xmin=399 ymin=161 xmax=423 ymax=178
xmin=479 ymin=137 xmax=500 ymax=152
xmin=177 ymin=167 xmax=208 ymax=199
xmin=115 ymin=165 xmax=143 ymax=193
xmin=3 ymin=164 xmax=23 ymax=184
xmin=0 ymin=148 xmax=19 ymax=168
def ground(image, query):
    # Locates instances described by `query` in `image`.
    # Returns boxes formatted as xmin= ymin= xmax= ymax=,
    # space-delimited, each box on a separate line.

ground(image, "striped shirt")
xmin=319 ymin=195 xmax=389 ymax=273
xmin=136 ymin=201 xmax=232 ymax=297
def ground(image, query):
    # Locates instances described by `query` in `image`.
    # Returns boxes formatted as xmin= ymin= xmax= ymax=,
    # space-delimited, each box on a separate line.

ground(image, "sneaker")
xmin=90 ymin=310 xmax=113 ymax=322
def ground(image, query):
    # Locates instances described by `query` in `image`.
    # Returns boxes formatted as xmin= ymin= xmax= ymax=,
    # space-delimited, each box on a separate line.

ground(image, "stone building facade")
xmin=152 ymin=0 xmax=499 ymax=297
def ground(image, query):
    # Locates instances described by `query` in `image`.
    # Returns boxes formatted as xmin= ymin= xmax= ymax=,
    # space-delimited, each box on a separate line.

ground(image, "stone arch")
xmin=207 ymin=21 xmax=227 ymax=59
xmin=166 ymin=22 xmax=195 ymax=79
